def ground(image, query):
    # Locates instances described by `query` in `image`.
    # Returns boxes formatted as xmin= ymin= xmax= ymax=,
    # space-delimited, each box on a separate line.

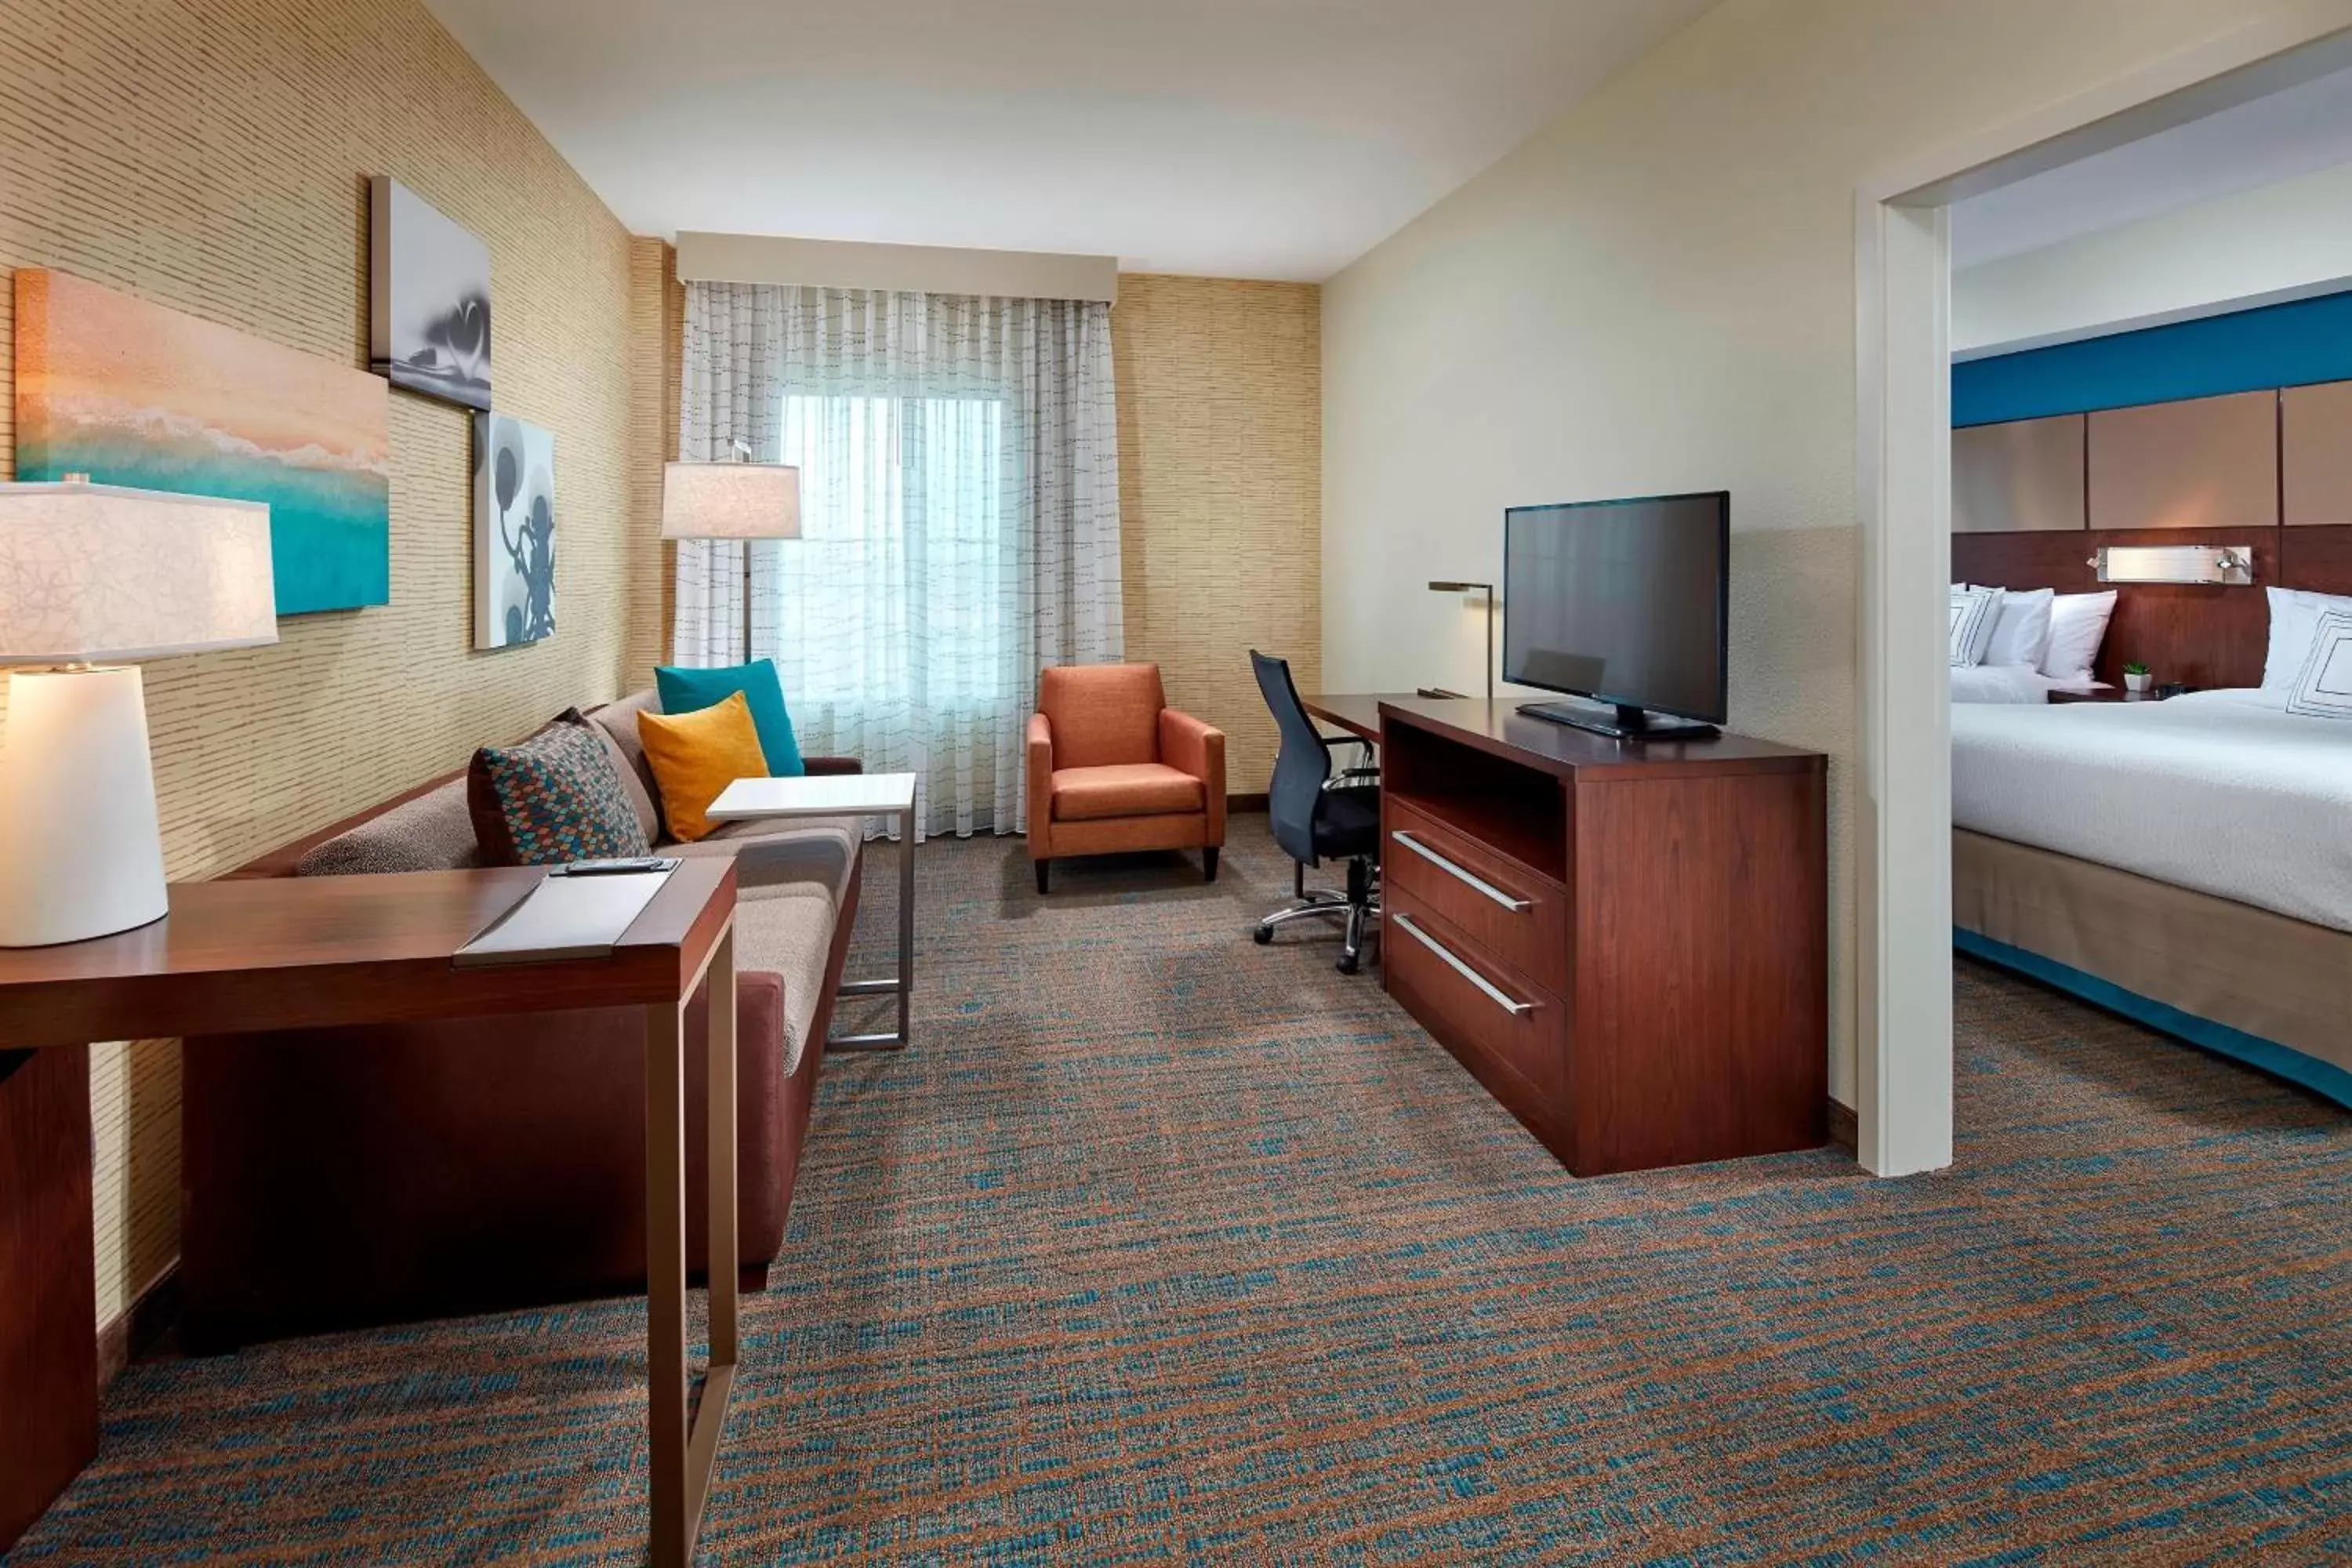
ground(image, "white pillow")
xmin=1979 ymin=586 xmax=2055 ymax=670
xmin=2263 ymin=586 xmax=2352 ymax=692
xmin=1949 ymin=586 xmax=2004 ymax=669
xmin=2038 ymin=590 xmax=2115 ymax=683
xmin=2285 ymin=608 xmax=2352 ymax=721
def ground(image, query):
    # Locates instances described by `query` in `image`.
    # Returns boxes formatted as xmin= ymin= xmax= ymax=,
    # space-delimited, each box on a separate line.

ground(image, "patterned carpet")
xmin=13 ymin=821 xmax=2352 ymax=1565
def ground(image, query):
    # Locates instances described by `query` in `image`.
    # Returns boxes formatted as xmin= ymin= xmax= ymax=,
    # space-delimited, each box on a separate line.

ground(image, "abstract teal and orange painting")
xmin=14 ymin=269 xmax=390 ymax=615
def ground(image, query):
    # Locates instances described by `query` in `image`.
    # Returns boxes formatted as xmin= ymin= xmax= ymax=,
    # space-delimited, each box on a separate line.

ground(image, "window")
xmin=761 ymin=392 xmax=1009 ymax=710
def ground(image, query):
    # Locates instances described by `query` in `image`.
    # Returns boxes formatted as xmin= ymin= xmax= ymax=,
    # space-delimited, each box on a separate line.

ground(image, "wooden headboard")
xmin=1952 ymin=525 xmax=2352 ymax=688
xmin=1953 ymin=381 xmax=2352 ymax=689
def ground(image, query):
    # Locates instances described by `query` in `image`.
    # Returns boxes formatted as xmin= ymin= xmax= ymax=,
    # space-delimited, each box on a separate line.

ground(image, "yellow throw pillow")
xmin=637 ymin=690 xmax=770 ymax=842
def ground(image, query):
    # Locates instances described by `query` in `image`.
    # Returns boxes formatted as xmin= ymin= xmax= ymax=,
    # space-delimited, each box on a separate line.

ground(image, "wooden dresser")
xmin=1375 ymin=699 xmax=1828 ymax=1176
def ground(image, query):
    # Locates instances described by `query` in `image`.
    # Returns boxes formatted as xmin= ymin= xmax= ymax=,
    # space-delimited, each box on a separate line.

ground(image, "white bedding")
xmin=1950 ymin=664 xmax=2103 ymax=704
xmin=1951 ymin=688 xmax=2352 ymax=931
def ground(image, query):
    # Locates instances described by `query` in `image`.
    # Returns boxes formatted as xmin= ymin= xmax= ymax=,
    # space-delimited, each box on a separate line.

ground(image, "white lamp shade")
xmin=0 ymin=480 xmax=277 ymax=663
xmin=660 ymin=461 xmax=801 ymax=541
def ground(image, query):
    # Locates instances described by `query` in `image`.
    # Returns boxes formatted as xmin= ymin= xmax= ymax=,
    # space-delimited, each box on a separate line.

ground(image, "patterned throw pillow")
xmin=467 ymin=710 xmax=655 ymax=866
xmin=2285 ymin=608 xmax=2352 ymax=722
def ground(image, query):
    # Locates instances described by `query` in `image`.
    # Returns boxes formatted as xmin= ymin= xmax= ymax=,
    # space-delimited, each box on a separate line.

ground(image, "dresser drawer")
xmin=1384 ymin=800 xmax=1566 ymax=989
xmin=1384 ymin=891 xmax=1565 ymax=1108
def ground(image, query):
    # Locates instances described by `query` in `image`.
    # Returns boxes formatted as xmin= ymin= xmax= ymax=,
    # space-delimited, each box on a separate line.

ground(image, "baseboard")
xmin=1826 ymin=1098 xmax=1857 ymax=1154
xmin=1228 ymin=793 xmax=1269 ymax=813
xmin=96 ymin=1264 xmax=178 ymax=1387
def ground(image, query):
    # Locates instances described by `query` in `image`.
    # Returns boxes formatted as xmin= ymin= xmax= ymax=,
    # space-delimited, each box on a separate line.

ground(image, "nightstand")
xmin=2048 ymin=688 xmax=2172 ymax=704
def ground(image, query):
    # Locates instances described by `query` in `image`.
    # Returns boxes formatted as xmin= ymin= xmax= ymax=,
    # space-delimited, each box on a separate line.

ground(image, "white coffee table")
xmin=707 ymin=771 xmax=918 ymax=1052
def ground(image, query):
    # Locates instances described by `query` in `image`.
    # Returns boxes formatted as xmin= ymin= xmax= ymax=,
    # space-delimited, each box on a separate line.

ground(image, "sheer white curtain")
xmin=673 ymin=284 xmax=1123 ymax=837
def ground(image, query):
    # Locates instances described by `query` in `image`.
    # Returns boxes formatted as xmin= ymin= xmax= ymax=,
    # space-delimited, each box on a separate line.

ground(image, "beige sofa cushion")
xmin=670 ymin=814 xmax=862 ymax=1073
xmin=296 ymin=778 xmax=481 ymax=877
xmin=585 ymin=691 xmax=666 ymax=840
xmin=732 ymin=885 xmax=837 ymax=1076
xmin=674 ymin=815 xmax=859 ymax=897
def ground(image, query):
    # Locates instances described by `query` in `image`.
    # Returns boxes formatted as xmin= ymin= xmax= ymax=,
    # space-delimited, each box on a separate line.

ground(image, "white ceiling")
xmin=425 ymin=0 xmax=1719 ymax=281
xmin=1951 ymin=64 xmax=2352 ymax=270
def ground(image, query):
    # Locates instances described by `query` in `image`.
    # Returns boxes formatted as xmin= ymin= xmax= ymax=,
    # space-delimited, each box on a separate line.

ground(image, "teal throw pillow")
xmin=655 ymin=659 xmax=805 ymax=777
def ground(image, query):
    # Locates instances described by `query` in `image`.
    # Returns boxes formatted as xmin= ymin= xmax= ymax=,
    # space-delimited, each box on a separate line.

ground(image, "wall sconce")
xmin=2089 ymin=544 xmax=2254 ymax=586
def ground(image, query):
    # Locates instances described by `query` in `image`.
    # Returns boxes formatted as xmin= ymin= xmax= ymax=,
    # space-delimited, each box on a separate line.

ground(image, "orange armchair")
xmin=1026 ymin=662 xmax=1225 ymax=893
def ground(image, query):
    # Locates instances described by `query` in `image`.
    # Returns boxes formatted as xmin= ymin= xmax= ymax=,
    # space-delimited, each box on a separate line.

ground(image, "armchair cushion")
xmin=1051 ymin=763 xmax=1206 ymax=822
xmin=1037 ymin=662 xmax=1166 ymax=769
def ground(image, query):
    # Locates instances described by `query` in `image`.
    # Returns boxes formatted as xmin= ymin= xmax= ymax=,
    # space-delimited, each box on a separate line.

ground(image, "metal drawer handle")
xmin=1394 ymin=913 xmax=1537 ymax=1016
xmin=1392 ymin=831 xmax=1533 ymax=912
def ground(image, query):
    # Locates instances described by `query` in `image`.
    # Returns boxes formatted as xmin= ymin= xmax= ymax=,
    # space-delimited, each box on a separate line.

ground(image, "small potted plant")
xmin=2123 ymin=660 xmax=2153 ymax=696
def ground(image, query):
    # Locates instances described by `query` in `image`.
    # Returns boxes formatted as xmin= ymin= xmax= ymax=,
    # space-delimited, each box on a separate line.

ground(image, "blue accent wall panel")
xmin=1954 ymin=288 xmax=2352 ymax=428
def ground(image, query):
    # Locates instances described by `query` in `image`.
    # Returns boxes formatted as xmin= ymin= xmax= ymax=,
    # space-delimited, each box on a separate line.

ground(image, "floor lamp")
xmin=0 ymin=478 xmax=277 ymax=946
xmin=1428 ymin=580 xmax=1496 ymax=702
xmin=660 ymin=456 xmax=802 ymax=663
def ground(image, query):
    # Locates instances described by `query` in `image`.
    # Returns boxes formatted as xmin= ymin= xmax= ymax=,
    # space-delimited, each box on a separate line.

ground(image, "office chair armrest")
xmin=1321 ymin=767 xmax=1381 ymax=791
xmin=1025 ymin=713 xmax=1054 ymax=838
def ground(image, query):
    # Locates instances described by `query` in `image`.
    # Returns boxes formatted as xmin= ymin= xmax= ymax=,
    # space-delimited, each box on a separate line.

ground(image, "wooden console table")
xmin=0 ymin=862 xmax=743 ymax=1566
xmin=1374 ymin=699 xmax=1828 ymax=1175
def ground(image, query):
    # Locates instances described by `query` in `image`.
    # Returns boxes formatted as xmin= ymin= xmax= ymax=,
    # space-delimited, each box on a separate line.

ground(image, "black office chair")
xmin=1249 ymin=650 xmax=1381 ymax=974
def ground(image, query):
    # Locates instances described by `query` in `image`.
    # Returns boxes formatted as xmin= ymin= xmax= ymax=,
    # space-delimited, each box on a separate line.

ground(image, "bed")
xmin=1950 ymin=664 xmax=2104 ymax=704
xmin=1951 ymin=689 xmax=2352 ymax=1104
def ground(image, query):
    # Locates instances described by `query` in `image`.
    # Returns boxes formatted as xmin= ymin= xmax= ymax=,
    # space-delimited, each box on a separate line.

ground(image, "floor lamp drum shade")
xmin=0 ymin=480 xmax=277 ymax=946
xmin=662 ymin=461 xmax=802 ymax=662
xmin=659 ymin=461 xmax=801 ymax=542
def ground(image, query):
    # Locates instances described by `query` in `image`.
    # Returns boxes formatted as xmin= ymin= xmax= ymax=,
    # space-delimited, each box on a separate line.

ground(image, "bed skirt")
xmin=1953 ymin=829 xmax=2352 ymax=1109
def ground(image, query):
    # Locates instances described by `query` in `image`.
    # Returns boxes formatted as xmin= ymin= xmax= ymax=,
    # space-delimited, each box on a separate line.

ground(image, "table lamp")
xmin=1428 ymin=580 xmax=1497 ymax=702
xmin=660 ymin=453 xmax=801 ymax=663
xmin=0 ymin=478 xmax=276 ymax=946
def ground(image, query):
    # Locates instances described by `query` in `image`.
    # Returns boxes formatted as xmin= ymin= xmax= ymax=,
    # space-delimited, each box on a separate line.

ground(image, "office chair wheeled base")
xmin=1251 ymin=859 xmax=1380 ymax=974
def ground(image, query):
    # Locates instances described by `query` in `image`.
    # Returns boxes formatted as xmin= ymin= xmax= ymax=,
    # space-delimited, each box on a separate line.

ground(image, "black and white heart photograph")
xmin=368 ymin=175 xmax=492 ymax=410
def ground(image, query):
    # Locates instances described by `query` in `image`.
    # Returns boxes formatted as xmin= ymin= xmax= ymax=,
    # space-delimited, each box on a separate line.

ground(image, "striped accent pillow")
xmin=2286 ymin=609 xmax=2352 ymax=721
xmin=1950 ymin=585 xmax=2005 ymax=669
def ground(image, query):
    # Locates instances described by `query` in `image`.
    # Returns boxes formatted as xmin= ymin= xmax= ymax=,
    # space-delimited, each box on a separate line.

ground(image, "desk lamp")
xmin=1428 ymin=580 xmax=1497 ymax=702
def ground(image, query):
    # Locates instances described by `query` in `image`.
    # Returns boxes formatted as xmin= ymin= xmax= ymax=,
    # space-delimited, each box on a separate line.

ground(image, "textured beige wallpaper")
xmin=1112 ymin=275 xmax=1322 ymax=794
xmin=1 ymin=0 xmax=639 ymax=1327
xmin=627 ymin=238 xmax=684 ymax=684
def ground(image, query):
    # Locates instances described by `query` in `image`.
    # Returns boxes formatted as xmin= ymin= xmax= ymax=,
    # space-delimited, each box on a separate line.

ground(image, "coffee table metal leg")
xmin=831 ymin=804 xmax=916 ymax=1053
xmin=898 ymin=801 xmax=913 ymax=1044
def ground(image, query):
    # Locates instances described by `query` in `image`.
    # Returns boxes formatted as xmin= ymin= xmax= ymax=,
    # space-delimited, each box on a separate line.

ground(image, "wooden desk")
xmin=0 ymin=863 xmax=742 ymax=1568
xmin=0 ymin=1044 xmax=92 ymax=1552
xmin=1301 ymin=691 xmax=1434 ymax=744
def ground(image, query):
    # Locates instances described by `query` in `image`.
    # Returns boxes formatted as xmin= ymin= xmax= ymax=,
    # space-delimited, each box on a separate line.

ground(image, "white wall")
xmin=1954 ymin=158 xmax=2352 ymax=356
xmin=1322 ymin=0 xmax=2327 ymax=1106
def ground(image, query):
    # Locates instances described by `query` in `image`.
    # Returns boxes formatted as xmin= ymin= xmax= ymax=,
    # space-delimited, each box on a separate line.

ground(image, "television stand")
xmin=1517 ymin=699 xmax=1719 ymax=742
xmin=1374 ymin=698 xmax=1826 ymax=1175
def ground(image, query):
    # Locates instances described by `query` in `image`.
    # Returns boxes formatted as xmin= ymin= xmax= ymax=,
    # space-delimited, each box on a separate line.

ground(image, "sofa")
xmin=1025 ymin=662 xmax=1226 ymax=892
xmin=179 ymin=691 xmax=865 ymax=1350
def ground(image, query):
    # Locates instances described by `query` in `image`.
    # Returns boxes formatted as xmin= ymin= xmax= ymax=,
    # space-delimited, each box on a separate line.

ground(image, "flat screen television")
xmin=1502 ymin=491 xmax=1728 ymax=741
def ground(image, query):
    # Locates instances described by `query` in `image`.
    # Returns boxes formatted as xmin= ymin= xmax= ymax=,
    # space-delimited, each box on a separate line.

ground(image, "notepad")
xmin=453 ymin=866 xmax=675 ymax=967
